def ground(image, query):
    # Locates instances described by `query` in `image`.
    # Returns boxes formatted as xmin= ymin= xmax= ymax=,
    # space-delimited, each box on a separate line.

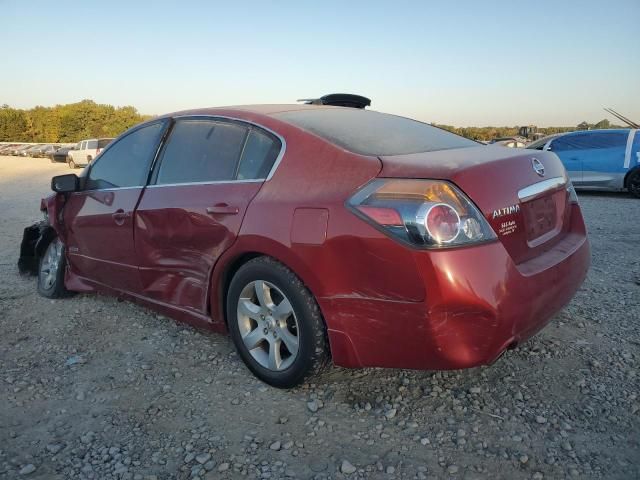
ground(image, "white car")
xmin=67 ymin=138 xmax=113 ymax=168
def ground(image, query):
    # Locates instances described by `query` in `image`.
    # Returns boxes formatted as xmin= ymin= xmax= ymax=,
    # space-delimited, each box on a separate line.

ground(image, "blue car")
xmin=527 ymin=129 xmax=640 ymax=198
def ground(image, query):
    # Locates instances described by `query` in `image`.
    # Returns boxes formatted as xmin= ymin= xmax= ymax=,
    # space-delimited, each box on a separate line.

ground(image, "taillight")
xmin=567 ymin=180 xmax=579 ymax=204
xmin=348 ymin=179 xmax=496 ymax=248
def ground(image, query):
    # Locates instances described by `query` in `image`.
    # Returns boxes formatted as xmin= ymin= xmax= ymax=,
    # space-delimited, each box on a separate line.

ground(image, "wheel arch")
xmin=209 ymin=240 xmax=325 ymax=327
xmin=35 ymin=224 xmax=58 ymax=258
xmin=623 ymin=165 xmax=640 ymax=188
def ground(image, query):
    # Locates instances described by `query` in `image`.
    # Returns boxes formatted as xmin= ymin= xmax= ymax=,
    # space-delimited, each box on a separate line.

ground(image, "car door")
xmin=134 ymin=117 xmax=282 ymax=315
xmin=579 ymin=130 xmax=629 ymax=188
xmin=63 ymin=121 xmax=168 ymax=292
xmin=71 ymin=141 xmax=84 ymax=164
xmin=79 ymin=141 xmax=88 ymax=161
xmin=547 ymin=134 xmax=584 ymax=184
xmin=70 ymin=142 xmax=80 ymax=163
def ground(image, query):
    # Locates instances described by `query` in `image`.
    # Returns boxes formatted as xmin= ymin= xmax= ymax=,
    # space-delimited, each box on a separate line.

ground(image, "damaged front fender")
xmin=18 ymin=194 xmax=66 ymax=276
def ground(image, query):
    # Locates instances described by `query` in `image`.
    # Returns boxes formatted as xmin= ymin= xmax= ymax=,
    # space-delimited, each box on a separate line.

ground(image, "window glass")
xmin=237 ymin=129 xmax=280 ymax=180
xmin=156 ymin=120 xmax=247 ymax=185
xmin=551 ymin=131 xmax=628 ymax=152
xmin=274 ymin=108 xmax=477 ymax=156
xmin=98 ymin=139 xmax=112 ymax=148
xmin=85 ymin=122 xmax=164 ymax=190
xmin=87 ymin=140 xmax=98 ymax=149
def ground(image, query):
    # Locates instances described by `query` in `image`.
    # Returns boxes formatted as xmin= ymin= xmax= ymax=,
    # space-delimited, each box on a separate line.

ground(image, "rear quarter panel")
xmin=207 ymin=115 xmax=427 ymax=328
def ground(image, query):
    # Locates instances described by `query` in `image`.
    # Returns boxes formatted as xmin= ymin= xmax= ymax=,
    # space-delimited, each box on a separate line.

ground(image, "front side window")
xmin=85 ymin=121 xmax=165 ymax=190
xmin=155 ymin=119 xmax=248 ymax=185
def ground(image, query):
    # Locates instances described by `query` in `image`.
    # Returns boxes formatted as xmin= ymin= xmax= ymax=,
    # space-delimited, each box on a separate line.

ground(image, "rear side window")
xmin=236 ymin=129 xmax=280 ymax=180
xmin=274 ymin=108 xmax=477 ymax=156
xmin=551 ymin=131 xmax=628 ymax=152
xmin=87 ymin=140 xmax=98 ymax=149
xmin=98 ymin=139 xmax=112 ymax=148
xmin=155 ymin=120 xmax=251 ymax=185
xmin=85 ymin=122 xmax=165 ymax=190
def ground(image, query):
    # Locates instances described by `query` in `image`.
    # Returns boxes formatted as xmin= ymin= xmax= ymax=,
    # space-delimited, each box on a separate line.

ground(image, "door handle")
xmin=112 ymin=209 xmax=130 ymax=225
xmin=206 ymin=203 xmax=239 ymax=215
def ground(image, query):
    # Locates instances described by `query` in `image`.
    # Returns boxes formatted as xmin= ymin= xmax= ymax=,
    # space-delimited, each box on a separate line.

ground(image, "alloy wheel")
xmin=40 ymin=238 xmax=63 ymax=290
xmin=236 ymin=280 xmax=299 ymax=371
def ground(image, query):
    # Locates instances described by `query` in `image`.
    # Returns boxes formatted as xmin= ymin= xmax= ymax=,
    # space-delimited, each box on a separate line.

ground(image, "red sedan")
xmin=20 ymin=102 xmax=590 ymax=387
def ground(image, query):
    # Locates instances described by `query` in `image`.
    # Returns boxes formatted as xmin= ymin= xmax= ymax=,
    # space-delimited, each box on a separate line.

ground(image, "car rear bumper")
xmin=320 ymin=206 xmax=590 ymax=370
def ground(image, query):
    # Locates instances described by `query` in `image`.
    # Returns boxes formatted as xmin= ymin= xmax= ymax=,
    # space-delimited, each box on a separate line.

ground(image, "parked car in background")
xmin=67 ymin=138 xmax=113 ymax=168
xmin=9 ymin=144 xmax=32 ymax=155
xmin=21 ymin=145 xmax=45 ymax=157
xmin=527 ymin=129 xmax=640 ymax=197
xmin=49 ymin=146 xmax=74 ymax=163
xmin=0 ymin=144 xmax=20 ymax=154
xmin=489 ymin=137 xmax=526 ymax=148
xmin=20 ymin=102 xmax=590 ymax=387
xmin=33 ymin=144 xmax=60 ymax=158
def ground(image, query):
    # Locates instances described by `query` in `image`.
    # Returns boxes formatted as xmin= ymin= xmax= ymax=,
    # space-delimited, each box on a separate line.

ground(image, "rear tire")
xmin=627 ymin=170 xmax=640 ymax=198
xmin=37 ymin=237 xmax=69 ymax=298
xmin=226 ymin=257 xmax=329 ymax=388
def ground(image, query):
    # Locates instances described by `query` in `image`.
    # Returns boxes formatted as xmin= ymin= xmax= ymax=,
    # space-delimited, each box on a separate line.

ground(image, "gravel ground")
xmin=0 ymin=156 xmax=638 ymax=480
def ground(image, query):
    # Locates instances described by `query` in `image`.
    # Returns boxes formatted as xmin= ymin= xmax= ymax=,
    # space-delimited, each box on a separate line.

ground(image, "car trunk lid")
xmin=379 ymin=146 xmax=571 ymax=265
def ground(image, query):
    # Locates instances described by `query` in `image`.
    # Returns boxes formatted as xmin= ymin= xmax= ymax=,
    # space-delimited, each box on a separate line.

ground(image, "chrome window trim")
xmin=518 ymin=176 xmax=567 ymax=202
xmin=71 ymin=185 xmax=144 ymax=194
xmin=170 ymin=114 xmax=286 ymax=182
xmin=146 ymin=179 xmax=264 ymax=188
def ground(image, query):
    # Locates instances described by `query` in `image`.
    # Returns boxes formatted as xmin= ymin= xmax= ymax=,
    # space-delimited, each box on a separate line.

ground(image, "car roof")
xmin=162 ymin=103 xmax=339 ymax=119
xmin=562 ymin=128 xmax=631 ymax=136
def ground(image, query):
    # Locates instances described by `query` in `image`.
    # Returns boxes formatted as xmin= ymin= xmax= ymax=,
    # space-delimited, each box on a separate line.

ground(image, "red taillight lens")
xmin=424 ymin=203 xmax=460 ymax=243
xmin=348 ymin=179 xmax=496 ymax=248
xmin=355 ymin=206 xmax=403 ymax=226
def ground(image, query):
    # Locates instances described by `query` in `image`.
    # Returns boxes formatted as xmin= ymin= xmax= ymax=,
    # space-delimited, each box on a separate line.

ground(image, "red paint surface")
xmin=45 ymin=106 xmax=591 ymax=371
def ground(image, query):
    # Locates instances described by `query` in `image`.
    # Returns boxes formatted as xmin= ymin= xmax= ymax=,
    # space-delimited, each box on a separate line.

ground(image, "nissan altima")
xmin=19 ymin=101 xmax=590 ymax=387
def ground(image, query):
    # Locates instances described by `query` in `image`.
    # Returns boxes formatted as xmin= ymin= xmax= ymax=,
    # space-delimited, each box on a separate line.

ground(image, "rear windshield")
xmin=273 ymin=108 xmax=477 ymax=156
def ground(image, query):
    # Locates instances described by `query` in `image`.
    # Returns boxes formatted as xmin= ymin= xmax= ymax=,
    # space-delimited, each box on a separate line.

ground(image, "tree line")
xmin=0 ymin=100 xmax=151 ymax=143
xmin=0 ymin=100 xmax=623 ymax=143
xmin=434 ymin=118 xmax=619 ymax=141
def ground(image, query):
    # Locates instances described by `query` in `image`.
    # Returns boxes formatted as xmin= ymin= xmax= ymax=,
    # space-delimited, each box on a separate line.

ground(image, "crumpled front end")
xmin=17 ymin=194 xmax=65 ymax=276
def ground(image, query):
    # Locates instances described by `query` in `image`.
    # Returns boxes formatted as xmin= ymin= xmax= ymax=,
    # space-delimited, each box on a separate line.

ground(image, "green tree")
xmin=0 ymin=105 xmax=29 ymax=141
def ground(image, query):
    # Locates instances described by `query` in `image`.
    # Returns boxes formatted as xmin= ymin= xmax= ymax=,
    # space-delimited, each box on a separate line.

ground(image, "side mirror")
xmin=51 ymin=174 xmax=79 ymax=193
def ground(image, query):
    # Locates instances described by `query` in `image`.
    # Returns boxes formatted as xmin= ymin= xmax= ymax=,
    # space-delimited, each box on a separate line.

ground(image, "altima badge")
xmin=492 ymin=204 xmax=520 ymax=219
xmin=532 ymin=158 xmax=545 ymax=177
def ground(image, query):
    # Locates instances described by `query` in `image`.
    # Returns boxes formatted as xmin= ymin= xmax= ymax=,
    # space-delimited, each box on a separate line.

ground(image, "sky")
xmin=1 ymin=0 xmax=638 ymax=127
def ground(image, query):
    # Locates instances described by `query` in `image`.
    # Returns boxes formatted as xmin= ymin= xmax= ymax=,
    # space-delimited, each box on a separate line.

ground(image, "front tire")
xmin=627 ymin=170 xmax=640 ymax=198
xmin=37 ymin=237 xmax=69 ymax=298
xmin=226 ymin=257 xmax=329 ymax=388
xmin=68 ymin=157 xmax=76 ymax=169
